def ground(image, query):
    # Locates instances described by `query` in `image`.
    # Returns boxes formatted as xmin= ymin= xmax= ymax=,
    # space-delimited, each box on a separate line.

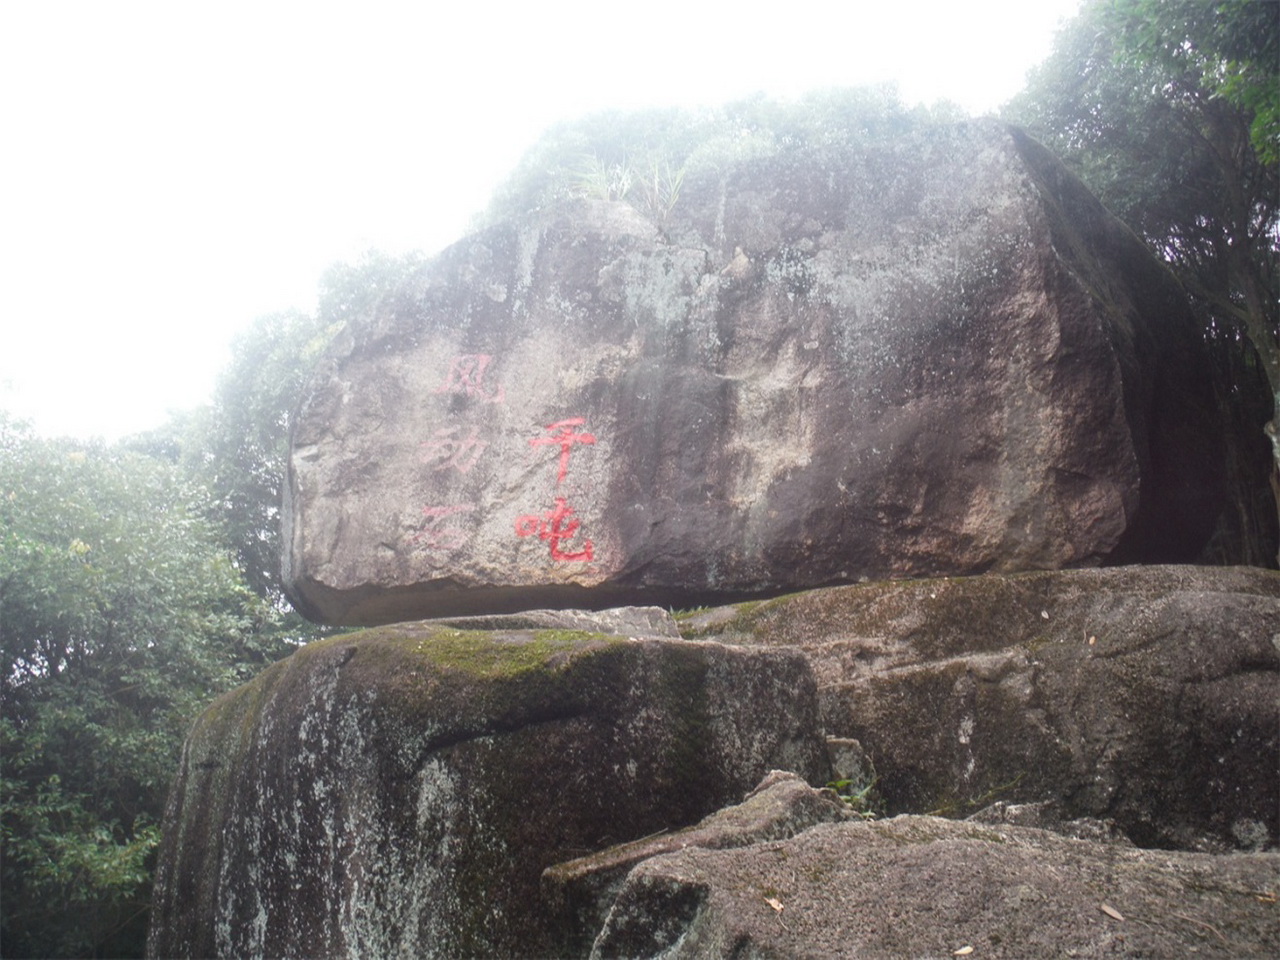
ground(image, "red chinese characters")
xmin=408 ymin=503 xmax=475 ymax=552
xmin=515 ymin=417 xmax=598 ymax=563
xmin=420 ymin=426 xmax=487 ymax=475
xmin=528 ymin=418 xmax=596 ymax=485
xmin=416 ymin=349 xmax=600 ymax=566
xmin=514 ymin=497 xmax=594 ymax=562
xmin=434 ymin=353 xmax=505 ymax=403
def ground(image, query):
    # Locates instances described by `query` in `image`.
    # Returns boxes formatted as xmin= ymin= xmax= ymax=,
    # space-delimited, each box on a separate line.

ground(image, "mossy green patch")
xmin=676 ymin=599 xmax=768 ymax=639
xmin=924 ymin=774 xmax=1027 ymax=819
xmin=405 ymin=627 xmax=619 ymax=678
xmin=669 ymin=607 xmax=710 ymax=621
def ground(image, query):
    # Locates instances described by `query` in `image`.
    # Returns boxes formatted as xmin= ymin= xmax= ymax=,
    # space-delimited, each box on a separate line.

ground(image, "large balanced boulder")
xmin=145 ymin=611 xmax=828 ymax=959
xmin=283 ymin=119 xmax=1224 ymax=625
xmin=683 ymin=564 xmax=1280 ymax=850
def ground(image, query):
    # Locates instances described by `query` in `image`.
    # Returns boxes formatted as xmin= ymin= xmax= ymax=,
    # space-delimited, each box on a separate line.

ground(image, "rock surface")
xmin=682 ymin=564 xmax=1280 ymax=850
xmin=543 ymin=771 xmax=853 ymax=957
xmin=145 ymin=614 xmax=828 ymax=959
xmin=283 ymin=120 xmax=1224 ymax=625
xmin=592 ymin=810 xmax=1280 ymax=959
xmin=968 ymin=799 xmax=1135 ymax=845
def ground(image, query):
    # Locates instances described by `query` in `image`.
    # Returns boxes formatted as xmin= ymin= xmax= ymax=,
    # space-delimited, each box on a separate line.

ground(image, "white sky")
xmin=0 ymin=0 xmax=1080 ymax=441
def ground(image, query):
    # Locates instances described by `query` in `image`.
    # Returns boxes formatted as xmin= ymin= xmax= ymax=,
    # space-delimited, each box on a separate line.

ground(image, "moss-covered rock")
xmin=688 ymin=565 xmax=1280 ymax=850
xmin=146 ymin=620 xmax=828 ymax=959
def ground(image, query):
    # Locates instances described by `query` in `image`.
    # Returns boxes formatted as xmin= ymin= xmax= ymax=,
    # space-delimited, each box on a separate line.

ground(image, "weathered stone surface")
xmin=591 ymin=814 xmax=1280 ymax=959
xmin=146 ymin=626 xmax=828 ymax=959
xmin=969 ymin=799 xmax=1134 ymax=845
xmin=543 ymin=770 xmax=853 ymax=957
xmin=283 ymin=119 xmax=1224 ymax=625
xmin=429 ymin=603 xmax=683 ymax=638
xmin=683 ymin=564 xmax=1280 ymax=850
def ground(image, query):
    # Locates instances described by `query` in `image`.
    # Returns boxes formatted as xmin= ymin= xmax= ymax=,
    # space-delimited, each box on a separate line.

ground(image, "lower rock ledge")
xmin=542 ymin=771 xmax=852 ymax=956
xmin=553 ymin=776 xmax=1279 ymax=960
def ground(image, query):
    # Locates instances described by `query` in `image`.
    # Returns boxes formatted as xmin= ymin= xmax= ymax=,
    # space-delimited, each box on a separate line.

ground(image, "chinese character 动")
xmin=420 ymin=426 xmax=487 ymax=474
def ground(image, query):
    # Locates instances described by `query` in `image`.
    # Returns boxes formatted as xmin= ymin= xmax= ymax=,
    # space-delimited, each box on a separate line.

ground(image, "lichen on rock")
xmin=283 ymin=118 xmax=1225 ymax=626
xmin=147 ymin=617 xmax=829 ymax=959
xmin=687 ymin=564 xmax=1280 ymax=851
xmin=591 ymin=809 xmax=1280 ymax=959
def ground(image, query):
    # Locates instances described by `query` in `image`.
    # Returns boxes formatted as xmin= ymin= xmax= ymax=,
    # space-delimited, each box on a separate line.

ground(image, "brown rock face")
xmin=685 ymin=564 xmax=1280 ymax=851
xmin=145 ymin=614 xmax=828 ymax=960
xmin=543 ymin=771 xmax=854 ymax=957
xmin=591 ymin=814 xmax=1280 ymax=959
xmin=284 ymin=120 xmax=1223 ymax=625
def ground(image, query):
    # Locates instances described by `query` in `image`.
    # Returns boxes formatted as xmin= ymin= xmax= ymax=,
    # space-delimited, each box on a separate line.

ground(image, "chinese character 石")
xmin=514 ymin=497 xmax=594 ymax=562
xmin=420 ymin=426 xmax=487 ymax=474
xmin=529 ymin=418 xmax=596 ymax=485
xmin=435 ymin=353 xmax=505 ymax=403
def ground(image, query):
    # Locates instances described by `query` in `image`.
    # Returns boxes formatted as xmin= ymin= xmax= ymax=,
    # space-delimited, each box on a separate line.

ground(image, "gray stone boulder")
xmin=145 ymin=613 xmax=829 ymax=959
xmin=283 ymin=119 xmax=1224 ymax=625
xmin=592 ymin=810 xmax=1280 ymax=959
xmin=682 ymin=564 xmax=1280 ymax=850
xmin=543 ymin=770 xmax=854 ymax=957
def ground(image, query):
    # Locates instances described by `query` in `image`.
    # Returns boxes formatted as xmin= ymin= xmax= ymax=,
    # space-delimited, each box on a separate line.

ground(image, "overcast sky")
xmin=0 ymin=0 xmax=1080 ymax=441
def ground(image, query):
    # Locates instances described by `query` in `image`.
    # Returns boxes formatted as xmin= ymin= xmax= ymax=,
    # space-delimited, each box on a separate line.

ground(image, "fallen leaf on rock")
xmin=1100 ymin=903 xmax=1125 ymax=921
xmin=764 ymin=897 xmax=784 ymax=913
xmin=954 ymin=946 xmax=975 ymax=956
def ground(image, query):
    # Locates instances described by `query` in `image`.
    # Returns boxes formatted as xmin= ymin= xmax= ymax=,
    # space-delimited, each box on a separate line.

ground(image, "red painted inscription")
xmin=435 ymin=353 xmax=505 ymax=403
xmin=529 ymin=418 xmax=596 ymax=485
xmin=514 ymin=497 xmax=594 ymax=562
xmin=420 ymin=426 xmax=487 ymax=474
xmin=408 ymin=503 xmax=475 ymax=552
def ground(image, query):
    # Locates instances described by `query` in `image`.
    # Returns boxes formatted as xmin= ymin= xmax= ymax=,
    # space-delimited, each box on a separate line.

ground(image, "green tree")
xmin=1112 ymin=0 xmax=1280 ymax=164
xmin=0 ymin=416 xmax=292 ymax=957
xmin=1 ymin=248 xmax=423 ymax=956
xmin=182 ymin=309 xmax=332 ymax=605
xmin=1005 ymin=0 xmax=1279 ymax=563
xmin=181 ymin=250 xmax=423 ymax=611
xmin=482 ymin=86 xmax=965 ymax=226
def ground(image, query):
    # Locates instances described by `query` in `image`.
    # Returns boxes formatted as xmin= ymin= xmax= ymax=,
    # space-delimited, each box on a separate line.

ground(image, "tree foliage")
xmin=1005 ymin=0 xmax=1279 ymax=563
xmin=1007 ymin=0 xmax=1277 ymax=364
xmin=1112 ymin=0 xmax=1280 ymax=164
xmin=0 ymin=416 xmax=294 ymax=957
xmin=481 ymin=86 xmax=966 ymax=226
xmin=1 ymin=240 xmax=422 ymax=956
xmin=181 ymin=309 xmax=333 ymax=605
xmin=180 ymin=251 xmax=423 ymax=609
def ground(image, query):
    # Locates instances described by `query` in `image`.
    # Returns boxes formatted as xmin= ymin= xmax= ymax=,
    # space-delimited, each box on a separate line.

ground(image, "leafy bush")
xmin=0 ymin=417 xmax=293 ymax=957
xmin=480 ymin=85 xmax=965 ymax=226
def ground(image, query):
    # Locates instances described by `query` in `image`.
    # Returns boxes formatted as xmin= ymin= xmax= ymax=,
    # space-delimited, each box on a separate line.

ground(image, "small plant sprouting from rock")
xmin=634 ymin=156 xmax=686 ymax=224
xmin=828 ymin=777 xmax=879 ymax=820
xmin=926 ymin=773 xmax=1026 ymax=818
xmin=573 ymin=153 xmax=633 ymax=201
xmin=571 ymin=151 xmax=687 ymax=226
